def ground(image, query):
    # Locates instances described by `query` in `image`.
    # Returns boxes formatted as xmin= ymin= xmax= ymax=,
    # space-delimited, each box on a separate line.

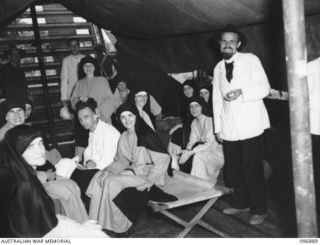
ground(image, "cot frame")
xmin=148 ymin=170 xmax=233 ymax=238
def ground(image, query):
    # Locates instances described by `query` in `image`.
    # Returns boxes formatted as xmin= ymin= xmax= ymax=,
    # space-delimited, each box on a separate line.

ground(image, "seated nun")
xmin=199 ymin=83 xmax=213 ymax=116
xmin=86 ymin=103 xmax=175 ymax=237
xmin=112 ymin=75 xmax=163 ymax=121
xmin=167 ymin=79 xmax=199 ymax=172
xmin=0 ymin=125 xmax=107 ymax=237
xmin=178 ymin=96 xmax=224 ymax=185
xmin=0 ymin=99 xmax=88 ymax=223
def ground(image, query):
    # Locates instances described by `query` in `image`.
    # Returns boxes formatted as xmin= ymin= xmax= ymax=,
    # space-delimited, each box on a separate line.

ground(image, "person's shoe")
xmin=103 ymin=226 xmax=134 ymax=238
xmin=222 ymin=207 xmax=250 ymax=215
xmin=102 ymin=229 xmax=117 ymax=238
xmin=249 ymin=214 xmax=267 ymax=225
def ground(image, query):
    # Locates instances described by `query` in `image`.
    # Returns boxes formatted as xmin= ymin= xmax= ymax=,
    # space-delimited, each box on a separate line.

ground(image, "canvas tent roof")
xmin=1 ymin=0 xmax=320 ymax=38
xmin=1 ymin=0 xmax=319 ymax=116
xmin=1 ymin=0 xmax=320 ymax=75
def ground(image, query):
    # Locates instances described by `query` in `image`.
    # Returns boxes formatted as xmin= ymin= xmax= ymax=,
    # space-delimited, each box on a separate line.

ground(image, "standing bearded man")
xmin=212 ymin=25 xmax=270 ymax=225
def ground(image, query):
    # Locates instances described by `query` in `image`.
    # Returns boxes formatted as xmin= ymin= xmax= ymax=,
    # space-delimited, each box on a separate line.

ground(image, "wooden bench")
xmin=148 ymin=170 xmax=233 ymax=238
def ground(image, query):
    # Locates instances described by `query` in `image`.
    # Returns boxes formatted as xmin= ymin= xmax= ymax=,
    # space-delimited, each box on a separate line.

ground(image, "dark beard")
xmin=222 ymin=52 xmax=234 ymax=60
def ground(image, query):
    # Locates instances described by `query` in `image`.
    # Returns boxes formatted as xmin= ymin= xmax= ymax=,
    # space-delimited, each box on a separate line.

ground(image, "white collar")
xmin=92 ymin=120 xmax=102 ymax=133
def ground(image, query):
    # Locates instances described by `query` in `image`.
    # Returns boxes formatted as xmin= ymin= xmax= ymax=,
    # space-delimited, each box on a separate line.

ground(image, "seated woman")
xmin=179 ymin=97 xmax=224 ymax=185
xmin=199 ymin=83 xmax=213 ymax=116
xmin=24 ymin=97 xmax=33 ymax=123
xmin=131 ymin=89 xmax=156 ymax=130
xmin=167 ymin=79 xmax=199 ymax=172
xmin=35 ymin=158 xmax=88 ymax=223
xmin=0 ymin=125 xmax=107 ymax=237
xmin=0 ymin=98 xmax=26 ymax=140
xmin=0 ymin=99 xmax=88 ymax=223
xmin=113 ymin=80 xmax=163 ymax=132
xmin=86 ymin=103 xmax=174 ymax=235
xmin=113 ymin=75 xmax=163 ymax=120
xmin=70 ymin=55 xmax=118 ymax=160
xmin=112 ymin=75 xmax=131 ymax=104
xmin=70 ymin=98 xmax=120 ymax=210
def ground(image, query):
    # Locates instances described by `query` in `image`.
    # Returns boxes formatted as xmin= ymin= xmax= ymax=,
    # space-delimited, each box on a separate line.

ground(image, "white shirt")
xmin=83 ymin=120 xmax=120 ymax=170
xmin=212 ymin=52 xmax=270 ymax=141
xmin=60 ymin=54 xmax=85 ymax=101
xmin=307 ymin=57 xmax=320 ymax=135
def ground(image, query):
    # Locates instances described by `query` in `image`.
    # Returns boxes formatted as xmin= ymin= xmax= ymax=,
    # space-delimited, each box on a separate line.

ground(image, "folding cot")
xmin=148 ymin=170 xmax=233 ymax=238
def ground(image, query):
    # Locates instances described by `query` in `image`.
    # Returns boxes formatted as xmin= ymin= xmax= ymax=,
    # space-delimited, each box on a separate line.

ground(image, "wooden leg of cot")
xmin=160 ymin=197 xmax=229 ymax=238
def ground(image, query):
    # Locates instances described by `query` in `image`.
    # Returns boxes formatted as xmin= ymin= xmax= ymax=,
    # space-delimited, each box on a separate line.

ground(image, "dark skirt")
xmin=70 ymin=168 xmax=99 ymax=211
xmin=113 ymin=185 xmax=177 ymax=225
xmin=179 ymin=141 xmax=204 ymax=174
xmin=170 ymin=122 xmax=192 ymax=150
xmin=74 ymin=114 xmax=89 ymax=148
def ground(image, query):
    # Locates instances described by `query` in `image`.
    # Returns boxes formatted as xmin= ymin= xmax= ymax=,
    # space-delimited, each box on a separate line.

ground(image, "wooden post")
xmin=282 ymin=0 xmax=318 ymax=237
xmin=30 ymin=5 xmax=58 ymax=148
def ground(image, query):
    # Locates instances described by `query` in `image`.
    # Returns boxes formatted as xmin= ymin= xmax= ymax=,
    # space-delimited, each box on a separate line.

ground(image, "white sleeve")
xmin=241 ymin=55 xmax=270 ymax=102
xmin=96 ymin=128 xmax=120 ymax=169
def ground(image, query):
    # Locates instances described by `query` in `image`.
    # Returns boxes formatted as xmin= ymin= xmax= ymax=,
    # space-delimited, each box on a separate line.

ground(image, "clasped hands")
xmin=224 ymin=89 xmax=242 ymax=101
xmin=155 ymin=113 xmax=164 ymax=121
xmin=46 ymin=169 xmax=56 ymax=181
xmin=80 ymin=96 xmax=89 ymax=102
xmin=74 ymin=156 xmax=97 ymax=170
xmin=178 ymin=149 xmax=194 ymax=164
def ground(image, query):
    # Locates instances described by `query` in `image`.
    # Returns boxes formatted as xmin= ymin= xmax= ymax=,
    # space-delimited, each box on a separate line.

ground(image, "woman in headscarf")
xmin=179 ymin=97 xmax=224 ymax=184
xmin=119 ymin=83 xmax=163 ymax=132
xmin=3 ymin=124 xmax=88 ymax=223
xmin=0 ymin=125 xmax=107 ymax=237
xmin=86 ymin=103 xmax=175 ymax=236
xmin=131 ymin=88 xmax=156 ymax=131
xmin=199 ymin=83 xmax=213 ymax=117
xmin=24 ymin=97 xmax=34 ymax=123
xmin=167 ymin=79 xmax=199 ymax=172
xmin=70 ymin=55 xmax=118 ymax=160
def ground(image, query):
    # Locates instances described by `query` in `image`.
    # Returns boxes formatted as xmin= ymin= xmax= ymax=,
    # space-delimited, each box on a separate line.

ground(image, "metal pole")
xmin=30 ymin=5 xmax=58 ymax=148
xmin=282 ymin=0 xmax=318 ymax=237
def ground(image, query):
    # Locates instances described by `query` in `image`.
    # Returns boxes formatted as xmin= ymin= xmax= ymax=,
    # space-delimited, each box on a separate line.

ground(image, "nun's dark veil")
xmin=188 ymin=96 xmax=212 ymax=118
xmin=126 ymin=86 xmax=154 ymax=127
xmin=0 ymin=125 xmax=57 ymax=237
xmin=199 ymin=83 xmax=213 ymax=117
xmin=116 ymin=104 xmax=172 ymax=176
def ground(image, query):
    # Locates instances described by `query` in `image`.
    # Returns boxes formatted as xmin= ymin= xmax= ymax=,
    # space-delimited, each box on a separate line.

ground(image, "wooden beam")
xmin=282 ymin=0 xmax=318 ymax=237
xmin=30 ymin=5 xmax=57 ymax=147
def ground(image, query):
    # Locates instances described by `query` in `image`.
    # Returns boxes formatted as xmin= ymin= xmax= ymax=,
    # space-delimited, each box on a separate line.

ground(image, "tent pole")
xmin=282 ymin=0 xmax=318 ymax=237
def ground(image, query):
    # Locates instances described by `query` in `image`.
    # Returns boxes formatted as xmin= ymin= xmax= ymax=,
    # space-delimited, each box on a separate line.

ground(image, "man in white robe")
xmin=212 ymin=25 xmax=270 ymax=225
